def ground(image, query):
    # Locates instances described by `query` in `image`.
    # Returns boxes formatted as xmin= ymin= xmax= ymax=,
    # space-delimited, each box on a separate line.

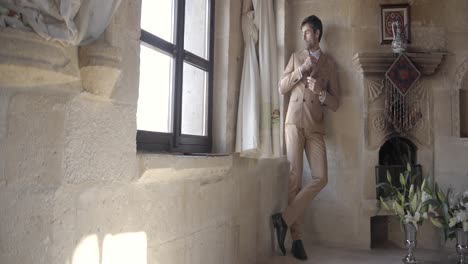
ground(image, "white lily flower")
xmin=456 ymin=211 xmax=468 ymax=222
xmin=414 ymin=212 xmax=421 ymax=222
xmin=421 ymin=192 xmax=432 ymax=202
xmin=422 ymin=212 xmax=428 ymax=220
xmin=449 ymin=197 xmax=457 ymax=208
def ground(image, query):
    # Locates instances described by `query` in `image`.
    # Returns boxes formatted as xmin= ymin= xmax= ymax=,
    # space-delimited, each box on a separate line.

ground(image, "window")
xmin=137 ymin=0 xmax=214 ymax=153
xmin=460 ymin=73 xmax=468 ymax=138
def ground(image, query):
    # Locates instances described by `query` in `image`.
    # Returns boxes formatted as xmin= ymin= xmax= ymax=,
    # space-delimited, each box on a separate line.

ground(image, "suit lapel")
xmin=310 ymin=50 xmax=326 ymax=77
xmin=298 ymin=49 xmax=309 ymax=65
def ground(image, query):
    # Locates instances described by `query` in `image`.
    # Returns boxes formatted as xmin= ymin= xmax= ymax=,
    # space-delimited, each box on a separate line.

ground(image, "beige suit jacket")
xmin=279 ymin=50 xmax=340 ymax=134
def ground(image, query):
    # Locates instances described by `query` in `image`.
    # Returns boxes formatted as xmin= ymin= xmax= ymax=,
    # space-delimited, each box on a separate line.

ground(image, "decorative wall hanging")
xmin=380 ymin=4 xmax=411 ymax=45
xmin=384 ymin=53 xmax=421 ymax=133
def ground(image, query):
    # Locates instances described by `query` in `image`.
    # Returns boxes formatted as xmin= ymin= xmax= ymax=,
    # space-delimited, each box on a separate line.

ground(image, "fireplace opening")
xmin=375 ymin=137 xmax=422 ymax=199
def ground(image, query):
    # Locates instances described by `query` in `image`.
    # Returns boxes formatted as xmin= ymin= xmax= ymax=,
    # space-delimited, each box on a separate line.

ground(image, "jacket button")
xmin=303 ymin=99 xmax=305 ymax=102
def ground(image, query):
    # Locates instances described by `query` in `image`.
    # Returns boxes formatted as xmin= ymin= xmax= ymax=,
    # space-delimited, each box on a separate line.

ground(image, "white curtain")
xmin=0 ymin=0 xmax=121 ymax=45
xmin=253 ymin=0 xmax=280 ymax=157
xmin=235 ymin=11 xmax=261 ymax=154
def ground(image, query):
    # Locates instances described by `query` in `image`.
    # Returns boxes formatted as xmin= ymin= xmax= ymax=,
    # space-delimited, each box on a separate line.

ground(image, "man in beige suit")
xmin=272 ymin=15 xmax=340 ymax=260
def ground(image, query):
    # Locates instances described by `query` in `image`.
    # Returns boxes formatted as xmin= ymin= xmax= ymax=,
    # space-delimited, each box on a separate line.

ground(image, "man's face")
xmin=301 ymin=24 xmax=319 ymax=50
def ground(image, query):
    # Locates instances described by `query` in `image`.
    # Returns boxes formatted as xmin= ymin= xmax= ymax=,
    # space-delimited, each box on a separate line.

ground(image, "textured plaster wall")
xmin=0 ymin=0 xmax=289 ymax=263
xmin=284 ymin=0 xmax=468 ymax=249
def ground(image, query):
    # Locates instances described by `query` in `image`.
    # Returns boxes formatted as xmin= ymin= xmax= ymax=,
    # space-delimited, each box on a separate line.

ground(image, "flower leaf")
xmin=380 ymin=197 xmax=390 ymax=210
xmin=394 ymin=202 xmax=405 ymax=218
xmin=430 ymin=218 xmax=444 ymax=228
xmin=400 ymin=173 xmax=406 ymax=187
xmin=409 ymin=184 xmax=415 ymax=201
xmin=437 ymin=190 xmax=446 ymax=203
xmin=421 ymin=179 xmax=427 ymax=192
xmin=411 ymin=195 xmax=418 ymax=213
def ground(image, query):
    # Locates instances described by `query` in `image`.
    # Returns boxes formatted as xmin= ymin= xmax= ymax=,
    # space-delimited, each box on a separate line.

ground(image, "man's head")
xmin=300 ymin=15 xmax=322 ymax=50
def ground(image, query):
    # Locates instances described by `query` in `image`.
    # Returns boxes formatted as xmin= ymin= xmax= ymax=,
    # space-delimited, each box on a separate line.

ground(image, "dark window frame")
xmin=137 ymin=0 xmax=215 ymax=154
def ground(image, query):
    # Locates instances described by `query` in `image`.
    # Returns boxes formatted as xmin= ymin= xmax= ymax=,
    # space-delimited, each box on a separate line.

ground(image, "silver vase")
xmin=391 ymin=20 xmax=408 ymax=54
xmin=456 ymin=229 xmax=468 ymax=264
xmin=403 ymin=223 xmax=418 ymax=264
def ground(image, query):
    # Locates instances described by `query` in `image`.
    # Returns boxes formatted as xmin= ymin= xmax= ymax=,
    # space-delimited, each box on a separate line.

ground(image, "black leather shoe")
xmin=271 ymin=213 xmax=288 ymax=255
xmin=291 ymin=240 xmax=308 ymax=260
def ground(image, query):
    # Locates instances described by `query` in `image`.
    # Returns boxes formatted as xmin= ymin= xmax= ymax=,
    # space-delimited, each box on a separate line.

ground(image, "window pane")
xmin=461 ymin=89 xmax=468 ymax=137
xmin=181 ymin=63 xmax=208 ymax=136
xmin=184 ymin=0 xmax=210 ymax=59
xmin=137 ymin=44 xmax=173 ymax=133
xmin=141 ymin=0 xmax=174 ymax=43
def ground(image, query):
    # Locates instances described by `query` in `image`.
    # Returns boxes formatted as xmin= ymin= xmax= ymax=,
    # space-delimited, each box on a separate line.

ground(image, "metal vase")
xmin=403 ymin=223 xmax=418 ymax=264
xmin=391 ymin=20 xmax=407 ymax=54
xmin=456 ymin=229 xmax=468 ymax=264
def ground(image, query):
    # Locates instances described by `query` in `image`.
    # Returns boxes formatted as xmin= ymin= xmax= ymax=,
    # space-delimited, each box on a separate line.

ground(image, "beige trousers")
xmin=282 ymin=125 xmax=328 ymax=240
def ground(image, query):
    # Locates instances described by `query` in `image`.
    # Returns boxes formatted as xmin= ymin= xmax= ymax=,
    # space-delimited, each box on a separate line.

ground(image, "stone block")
xmin=5 ymin=93 xmax=67 ymax=188
xmin=0 ymin=189 xmax=54 ymax=264
xmin=223 ymin=223 xmax=240 ymax=264
xmin=186 ymin=225 xmax=225 ymax=264
xmin=290 ymin=0 xmax=350 ymax=28
xmin=238 ymin=215 xmax=257 ymax=264
xmin=0 ymin=139 xmax=5 ymax=186
xmin=0 ymin=91 xmax=8 ymax=139
xmin=188 ymin=174 xmax=231 ymax=233
xmin=150 ymin=238 xmax=186 ymax=264
xmin=351 ymin=28 xmax=389 ymax=55
xmin=50 ymin=186 xmax=80 ymax=264
xmin=444 ymin=0 xmax=468 ymax=33
xmin=411 ymin=26 xmax=446 ymax=51
xmin=447 ymin=32 xmax=468 ymax=54
xmin=63 ymin=95 xmax=137 ymax=184
xmin=138 ymin=180 xmax=188 ymax=245
xmin=349 ymin=0 xmax=380 ymax=28
xmin=411 ymin=0 xmax=446 ymax=27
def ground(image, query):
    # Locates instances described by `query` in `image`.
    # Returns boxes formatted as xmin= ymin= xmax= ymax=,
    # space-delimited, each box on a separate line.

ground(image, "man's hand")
xmin=300 ymin=56 xmax=317 ymax=75
xmin=307 ymin=77 xmax=325 ymax=94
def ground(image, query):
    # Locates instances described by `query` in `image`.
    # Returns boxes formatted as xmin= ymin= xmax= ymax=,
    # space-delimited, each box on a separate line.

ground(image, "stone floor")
xmin=260 ymin=243 xmax=460 ymax=264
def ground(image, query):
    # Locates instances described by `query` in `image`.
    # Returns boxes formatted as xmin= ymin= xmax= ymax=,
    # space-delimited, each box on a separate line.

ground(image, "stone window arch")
xmin=452 ymin=58 xmax=468 ymax=138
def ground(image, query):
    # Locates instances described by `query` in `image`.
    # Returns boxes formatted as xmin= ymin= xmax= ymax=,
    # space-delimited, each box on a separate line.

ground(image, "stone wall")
xmin=0 ymin=0 xmax=289 ymax=263
xmin=283 ymin=0 xmax=468 ymax=249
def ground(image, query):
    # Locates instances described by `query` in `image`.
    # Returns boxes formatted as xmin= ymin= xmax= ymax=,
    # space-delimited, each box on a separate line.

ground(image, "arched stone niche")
xmin=452 ymin=58 xmax=468 ymax=138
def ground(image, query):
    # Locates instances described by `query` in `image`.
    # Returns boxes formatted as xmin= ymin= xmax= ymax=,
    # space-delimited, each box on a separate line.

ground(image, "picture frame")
xmin=380 ymin=4 xmax=411 ymax=44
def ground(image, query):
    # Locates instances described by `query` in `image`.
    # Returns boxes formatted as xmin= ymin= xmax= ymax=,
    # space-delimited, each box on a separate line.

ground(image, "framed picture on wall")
xmin=380 ymin=4 xmax=411 ymax=44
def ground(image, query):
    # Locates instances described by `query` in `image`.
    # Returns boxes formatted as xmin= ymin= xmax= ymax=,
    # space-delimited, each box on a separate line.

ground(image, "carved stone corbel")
xmin=78 ymin=35 xmax=122 ymax=98
xmin=0 ymin=27 xmax=80 ymax=87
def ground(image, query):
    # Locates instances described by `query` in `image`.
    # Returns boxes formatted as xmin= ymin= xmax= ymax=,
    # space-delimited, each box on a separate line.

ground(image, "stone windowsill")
xmin=137 ymin=153 xmax=237 ymax=184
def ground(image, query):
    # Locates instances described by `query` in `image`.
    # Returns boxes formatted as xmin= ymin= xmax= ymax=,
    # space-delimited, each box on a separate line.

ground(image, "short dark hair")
xmin=300 ymin=15 xmax=323 ymax=42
